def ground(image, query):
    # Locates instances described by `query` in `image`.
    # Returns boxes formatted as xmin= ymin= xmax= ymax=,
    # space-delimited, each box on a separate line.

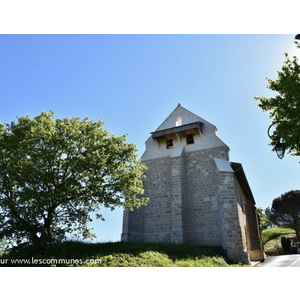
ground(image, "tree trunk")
xmin=293 ymin=218 xmax=300 ymax=241
xmin=296 ymin=229 xmax=300 ymax=242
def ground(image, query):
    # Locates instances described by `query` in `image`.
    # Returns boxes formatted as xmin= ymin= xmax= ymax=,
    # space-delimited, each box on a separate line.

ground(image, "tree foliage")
xmin=0 ymin=112 xmax=147 ymax=248
xmin=254 ymin=36 xmax=300 ymax=157
xmin=268 ymin=190 xmax=300 ymax=241
xmin=256 ymin=207 xmax=274 ymax=231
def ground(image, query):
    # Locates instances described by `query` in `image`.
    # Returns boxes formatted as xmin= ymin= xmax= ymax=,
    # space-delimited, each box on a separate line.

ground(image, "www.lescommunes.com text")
xmin=0 ymin=257 xmax=102 ymax=265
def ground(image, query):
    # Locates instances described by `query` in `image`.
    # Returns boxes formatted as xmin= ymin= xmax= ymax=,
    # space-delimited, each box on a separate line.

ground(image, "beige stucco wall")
xmin=235 ymin=178 xmax=249 ymax=251
xmin=141 ymin=105 xmax=228 ymax=161
xmin=233 ymin=176 xmax=265 ymax=261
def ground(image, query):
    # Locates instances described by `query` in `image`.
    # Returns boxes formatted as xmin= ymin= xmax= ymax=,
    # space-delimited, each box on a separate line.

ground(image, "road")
xmin=258 ymin=254 xmax=300 ymax=267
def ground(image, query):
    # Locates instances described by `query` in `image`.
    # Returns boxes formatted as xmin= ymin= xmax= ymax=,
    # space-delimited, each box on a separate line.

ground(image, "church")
xmin=121 ymin=104 xmax=264 ymax=263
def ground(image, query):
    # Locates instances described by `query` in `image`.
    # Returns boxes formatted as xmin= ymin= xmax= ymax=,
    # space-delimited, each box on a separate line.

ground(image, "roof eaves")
xmin=231 ymin=162 xmax=256 ymax=204
xmin=151 ymin=121 xmax=203 ymax=139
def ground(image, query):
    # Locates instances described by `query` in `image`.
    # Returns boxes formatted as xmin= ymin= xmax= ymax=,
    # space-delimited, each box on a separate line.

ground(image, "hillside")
xmin=1 ymin=241 xmax=245 ymax=267
xmin=261 ymin=227 xmax=296 ymax=256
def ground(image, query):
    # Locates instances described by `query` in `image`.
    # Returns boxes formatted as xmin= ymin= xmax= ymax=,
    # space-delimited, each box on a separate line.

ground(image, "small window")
xmin=166 ymin=138 xmax=174 ymax=149
xmin=186 ymin=134 xmax=194 ymax=145
xmin=175 ymin=115 xmax=182 ymax=127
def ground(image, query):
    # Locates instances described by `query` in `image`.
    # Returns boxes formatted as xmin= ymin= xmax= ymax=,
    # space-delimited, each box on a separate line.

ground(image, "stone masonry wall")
xmin=170 ymin=152 xmax=184 ymax=243
xmin=183 ymin=146 xmax=229 ymax=245
xmin=121 ymin=208 xmax=145 ymax=241
xmin=123 ymin=146 xmax=234 ymax=247
xmin=235 ymin=182 xmax=249 ymax=252
xmin=141 ymin=156 xmax=173 ymax=243
xmin=216 ymin=171 xmax=249 ymax=263
xmin=122 ymin=145 xmax=254 ymax=263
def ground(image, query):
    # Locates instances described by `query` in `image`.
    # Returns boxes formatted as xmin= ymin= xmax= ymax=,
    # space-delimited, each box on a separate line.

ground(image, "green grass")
xmin=1 ymin=241 xmax=245 ymax=267
xmin=261 ymin=227 xmax=295 ymax=244
xmin=261 ymin=227 xmax=296 ymax=256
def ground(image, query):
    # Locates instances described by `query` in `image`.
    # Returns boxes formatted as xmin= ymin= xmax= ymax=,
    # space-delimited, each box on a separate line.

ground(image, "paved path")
xmin=258 ymin=254 xmax=300 ymax=267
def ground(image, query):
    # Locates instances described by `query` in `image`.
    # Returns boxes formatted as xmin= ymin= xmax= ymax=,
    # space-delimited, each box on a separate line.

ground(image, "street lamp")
xmin=267 ymin=121 xmax=286 ymax=159
xmin=273 ymin=140 xmax=285 ymax=159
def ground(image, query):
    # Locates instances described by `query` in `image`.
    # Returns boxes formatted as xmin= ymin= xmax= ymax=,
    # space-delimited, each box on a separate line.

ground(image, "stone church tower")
xmin=121 ymin=104 xmax=264 ymax=263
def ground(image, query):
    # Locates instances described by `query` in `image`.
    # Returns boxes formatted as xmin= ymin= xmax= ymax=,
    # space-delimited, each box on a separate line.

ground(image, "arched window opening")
xmin=166 ymin=139 xmax=174 ymax=149
xmin=165 ymin=134 xmax=174 ymax=149
xmin=186 ymin=134 xmax=194 ymax=145
xmin=175 ymin=115 xmax=182 ymax=127
xmin=185 ymin=129 xmax=195 ymax=145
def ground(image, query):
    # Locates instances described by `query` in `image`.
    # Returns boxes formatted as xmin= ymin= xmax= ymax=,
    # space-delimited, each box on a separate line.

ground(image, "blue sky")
xmin=1 ymin=34 xmax=299 ymax=242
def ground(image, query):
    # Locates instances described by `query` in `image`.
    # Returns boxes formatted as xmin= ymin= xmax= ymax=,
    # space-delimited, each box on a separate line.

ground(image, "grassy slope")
xmin=2 ymin=241 xmax=245 ymax=267
xmin=261 ymin=227 xmax=296 ymax=255
xmin=3 ymin=228 xmax=298 ymax=266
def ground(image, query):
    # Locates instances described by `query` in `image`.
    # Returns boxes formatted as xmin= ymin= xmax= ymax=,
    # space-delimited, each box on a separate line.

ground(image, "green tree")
xmin=254 ymin=35 xmax=300 ymax=157
xmin=256 ymin=207 xmax=273 ymax=231
xmin=0 ymin=236 xmax=9 ymax=256
xmin=268 ymin=190 xmax=300 ymax=241
xmin=0 ymin=112 xmax=147 ymax=249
